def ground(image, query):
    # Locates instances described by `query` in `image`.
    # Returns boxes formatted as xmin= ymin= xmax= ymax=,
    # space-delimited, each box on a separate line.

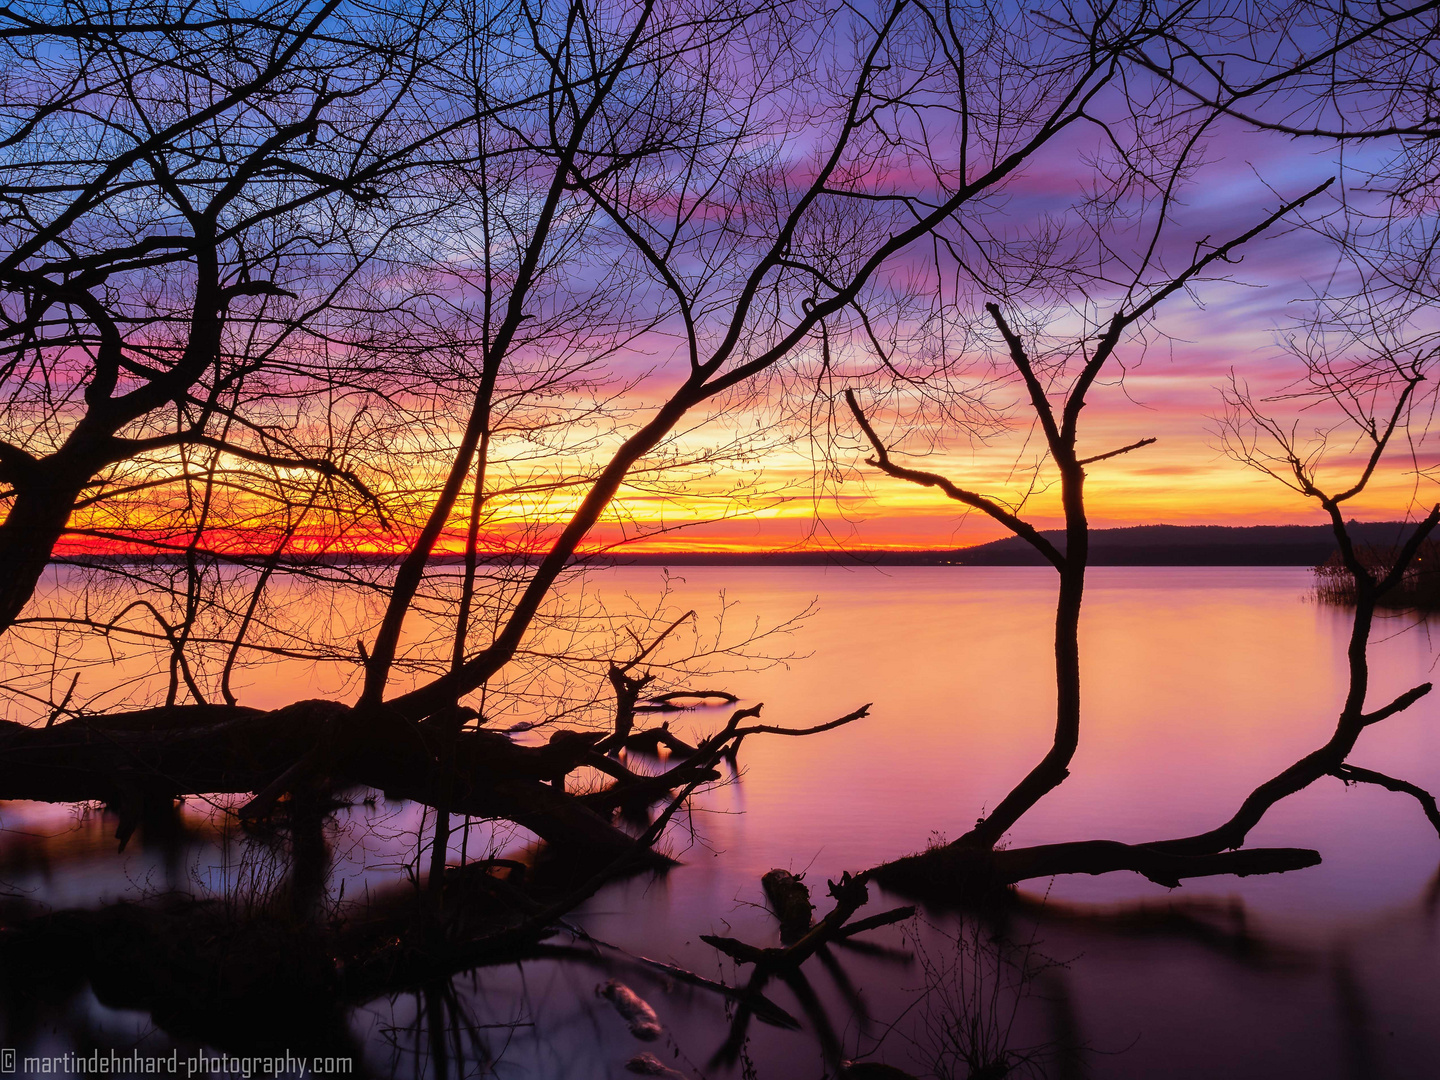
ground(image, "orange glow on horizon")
xmin=49 ymin=339 xmax=1436 ymax=558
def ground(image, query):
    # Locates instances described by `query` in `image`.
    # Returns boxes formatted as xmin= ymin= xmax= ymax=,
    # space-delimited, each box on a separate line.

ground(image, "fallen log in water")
xmin=0 ymin=702 xmax=664 ymax=862
xmin=0 ymin=695 xmax=879 ymax=1060
xmin=0 ymin=701 xmax=872 ymax=865
xmin=871 ymin=838 xmax=1324 ymax=898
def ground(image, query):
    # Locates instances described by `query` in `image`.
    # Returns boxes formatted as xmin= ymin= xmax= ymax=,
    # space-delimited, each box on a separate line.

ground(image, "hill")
xmin=947 ymin=522 xmax=1419 ymax=566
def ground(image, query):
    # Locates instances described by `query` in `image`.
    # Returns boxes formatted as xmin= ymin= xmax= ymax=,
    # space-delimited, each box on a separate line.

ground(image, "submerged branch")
xmin=1333 ymin=763 xmax=1440 ymax=837
xmin=872 ymin=839 xmax=1323 ymax=897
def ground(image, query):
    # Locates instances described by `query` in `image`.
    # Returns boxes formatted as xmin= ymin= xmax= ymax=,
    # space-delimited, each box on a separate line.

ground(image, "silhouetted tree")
xmin=0 ymin=0 xmax=1221 ymax=956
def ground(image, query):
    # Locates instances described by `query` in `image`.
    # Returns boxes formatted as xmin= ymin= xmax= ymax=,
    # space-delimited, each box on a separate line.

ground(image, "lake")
xmin=3 ymin=566 xmax=1439 ymax=1078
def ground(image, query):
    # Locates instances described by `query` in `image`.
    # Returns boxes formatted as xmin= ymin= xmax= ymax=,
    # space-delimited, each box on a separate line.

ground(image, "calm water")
xmin=4 ymin=566 xmax=1440 ymax=1078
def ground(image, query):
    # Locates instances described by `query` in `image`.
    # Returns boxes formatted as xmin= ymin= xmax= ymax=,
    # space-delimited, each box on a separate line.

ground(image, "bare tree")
xmin=0 ymin=0 xmax=481 ymax=634
xmin=831 ymin=0 xmax=1440 ymax=893
xmin=836 ymin=178 xmax=1340 ymax=897
xmin=0 ymin=0 xmax=1207 ymax=912
xmin=1188 ymin=318 xmax=1440 ymax=849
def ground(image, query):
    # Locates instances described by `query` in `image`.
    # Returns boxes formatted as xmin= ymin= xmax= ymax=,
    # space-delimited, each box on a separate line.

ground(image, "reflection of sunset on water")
xmin=5 ymin=566 xmax=1439 ymax=1076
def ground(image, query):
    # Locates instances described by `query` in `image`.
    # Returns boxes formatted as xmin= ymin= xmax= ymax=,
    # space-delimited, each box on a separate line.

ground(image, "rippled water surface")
xmin=5 ymin=566 xmax=1440 ymax=1078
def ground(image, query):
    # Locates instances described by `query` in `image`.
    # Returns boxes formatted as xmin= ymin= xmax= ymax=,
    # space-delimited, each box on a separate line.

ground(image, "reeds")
xmin=1314 ymin=541 xmax=1440 ymax=608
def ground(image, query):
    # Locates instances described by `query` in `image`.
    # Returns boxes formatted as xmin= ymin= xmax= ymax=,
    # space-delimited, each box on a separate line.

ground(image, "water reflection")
xmin=1 ymin=568 xmax=1439 ymax=1077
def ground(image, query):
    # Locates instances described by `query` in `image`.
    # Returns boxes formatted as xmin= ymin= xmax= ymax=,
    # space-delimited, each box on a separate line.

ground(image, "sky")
xmin=39 ymin=1 xmax=1438 ymax=561
xmin=581 ymin=124 xmax=1436 ymax=552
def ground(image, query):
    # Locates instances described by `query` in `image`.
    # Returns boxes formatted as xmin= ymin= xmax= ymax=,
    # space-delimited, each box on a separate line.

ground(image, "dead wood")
xmin=615 ymin=722 xmax=700 ymax=756
xmin=0 ymin=700 xmax=343 ymax=802
xmin=587 ymin=704 xmax=871 ymax=823
xmin=702 ymin=870 xmax=910 ymax=1073
xmin=0 ymin=699 xmax=868 ymax=870
xmin=871 ymin=839 xmax=1323 ymax=899
xmin=761 ymin=868 xmax=815 ymax=942
xmin=598 ymin=666 xmax=656 ymax=753
xmin=625 ymin=1054 xmax=689 ymax=1078
xmin=0 ymin=693 xmax=876 ymax=1048
xmin=1332 ymin=763 xmax=1440 ymax=837
xmin=636 ymin=689 xmax=741 ymax=713
xmin=555 ymin=921 xmax=802 ymax=1029
xmin=647 ymin=690 xmax=739 ymax=704
xmin=702 ymin=871 xmax=883 ymax=973
xmin=598 ymin=979 xmax=663 ymax=1040
xmin=82 ymin=703 xmax=270 ymax=733
xmin=0 ymin=702 xmax=651 ymax=863
xmin=580 ymin=760 xmax=723 ymax=818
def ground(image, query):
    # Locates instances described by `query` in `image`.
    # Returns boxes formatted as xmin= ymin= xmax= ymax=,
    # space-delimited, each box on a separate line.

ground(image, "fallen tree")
xmin=841 ymin=201 xmax=1440 ymax=902
xmin=0 ymin=697 xmax=867 ymax=861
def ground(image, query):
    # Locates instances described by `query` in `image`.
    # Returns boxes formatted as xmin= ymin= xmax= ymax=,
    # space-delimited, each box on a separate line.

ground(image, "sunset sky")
xmin=584 ymin=126 xmax=1432 ymax=552
xmin=37 ymin=12 xmax=1432 ymax=562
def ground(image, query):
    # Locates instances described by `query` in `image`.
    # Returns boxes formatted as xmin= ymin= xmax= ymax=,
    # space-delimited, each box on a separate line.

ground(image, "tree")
xmin=827 ymin=0 xmax=1440 ymax=895
xmin=0 ymin=0 xmax=470 ymax=635
xmin=0 ymin=0 xmax=1222 ymax=1010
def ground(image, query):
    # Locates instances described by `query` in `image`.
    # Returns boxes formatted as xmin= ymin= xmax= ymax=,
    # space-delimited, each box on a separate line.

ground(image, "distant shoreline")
xmin=50 ymin=522 xmax=1428 ymax=568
